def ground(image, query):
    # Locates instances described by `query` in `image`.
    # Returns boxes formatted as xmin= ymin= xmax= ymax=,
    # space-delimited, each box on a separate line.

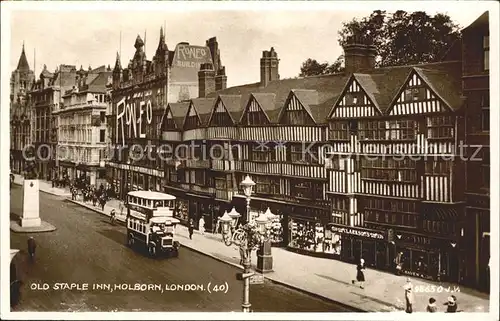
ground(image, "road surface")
xmin=10 ymin=185 xmax=354 ymax=312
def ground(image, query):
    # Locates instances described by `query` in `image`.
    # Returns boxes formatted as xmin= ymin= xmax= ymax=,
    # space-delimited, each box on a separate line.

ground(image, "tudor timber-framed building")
xmin=155 ymin=12 xmax=490 ymax=289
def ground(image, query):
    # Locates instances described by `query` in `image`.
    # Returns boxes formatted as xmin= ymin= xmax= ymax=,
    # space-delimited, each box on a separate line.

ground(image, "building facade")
xmin=107 ymin=28 xmax=226 ymax=201
xmin=10 ymin=44 xmax=35 ymax=173
xmin=29 ymin=64 xmax=77 ymax=180
xmin=153 ymin=12 xmax=489 ymax=289
xmin=461 ymin=12 xmax=490 ymax=291
xmin=55 ymin=66 xmax=112 ymax=185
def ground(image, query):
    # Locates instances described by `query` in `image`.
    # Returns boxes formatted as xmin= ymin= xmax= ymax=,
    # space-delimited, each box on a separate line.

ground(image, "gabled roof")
xmin=248 ymin=93 xmax=276 ymax=123
xmin=86 ymin=72 xmax=112 ymax=93
xmin=204 ymin=59 xmax=461 ymax=121
xmin=190 ymin=98 xmax=215 ymax=127
xmin=209 ymin=73 xmax=351 ymax=124
xmin=414 ymin=67 xmax=463 ymax=111
xmin=463 ymin=11 xmax=488 ymax=31
xmin=169 ymin=102 xmax=190 ymax=129
xmin=218 ymin=95 xmax=245 ymax=124
xmin=291 ymin=89 xmax=319 ymax=122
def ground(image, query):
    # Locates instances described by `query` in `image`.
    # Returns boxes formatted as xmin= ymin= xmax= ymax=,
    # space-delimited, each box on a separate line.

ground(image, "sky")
xmin=8 ymin=2 xmax=491 ymax=88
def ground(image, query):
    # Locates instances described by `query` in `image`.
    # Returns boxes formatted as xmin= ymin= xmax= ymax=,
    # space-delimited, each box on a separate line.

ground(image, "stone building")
xmin=29 ymin=64 xmax=77 ymax=180
xmin=107 ymin=27 xmax=226 ymax=199
xmin=54 ymin=66 xmax=112 ymax=186
xmin=10 ymin=44 xmax=35 ymax=173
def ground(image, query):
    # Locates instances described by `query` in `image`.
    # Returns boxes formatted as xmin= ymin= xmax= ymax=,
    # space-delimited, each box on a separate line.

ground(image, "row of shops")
xmin=170 ymin=192 xmax=462 ymax=283
xmin=104 ymin=165 xmax=463 ymax=284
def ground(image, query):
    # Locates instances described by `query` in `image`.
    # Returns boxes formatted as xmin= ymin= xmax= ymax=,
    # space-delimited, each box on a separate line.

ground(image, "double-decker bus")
xmin=125 ymin=191 xmax=180 ymax=257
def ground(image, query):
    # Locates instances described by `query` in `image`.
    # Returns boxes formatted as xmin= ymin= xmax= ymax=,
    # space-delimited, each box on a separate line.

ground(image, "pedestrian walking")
xmin=427 ymin=297 xmax=438 ymax=312
xmin=394 ymin=251 xmax=404 ymax=275
xmin=444 ymin=295 xmax=458 ymax=312
xmin=199 ymin=216 xmax=205 ymax=236
xmin=27 ymin=237 xmax=36 ymax=261
xmin=188 ymin=219 xmax=195 ymax=240
xmin=352 ymin=258 xmax=366 ymax=289
xmin=404 ymin=278 xmax=414 ymax=313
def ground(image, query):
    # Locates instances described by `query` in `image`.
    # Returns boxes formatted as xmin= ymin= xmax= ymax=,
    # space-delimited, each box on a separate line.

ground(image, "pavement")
xmin=14 ymin=175 xmax=491 ymax=313
xmin=12 ymin=174 xmax=71 ymax=197
xmin=9 ymin=185 xmax=351 ymax=312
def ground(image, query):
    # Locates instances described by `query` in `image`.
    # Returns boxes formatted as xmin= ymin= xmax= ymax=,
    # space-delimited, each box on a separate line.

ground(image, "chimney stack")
xmin=198 ymin=63 xmax=216 ymax=98
xmin=260 ymin=47 xmax=279 ymax=87
xmin=343 ymin=35 xmax=376 ymax=73
xmin=215 ymin=66 xmax=227 ymax=91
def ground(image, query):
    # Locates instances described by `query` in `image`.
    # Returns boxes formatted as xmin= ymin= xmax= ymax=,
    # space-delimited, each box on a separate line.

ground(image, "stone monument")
xmin=21 ymin=159 xmax=41 ymax=227
xmin=10 ymin=156 xmax=56 ymax=233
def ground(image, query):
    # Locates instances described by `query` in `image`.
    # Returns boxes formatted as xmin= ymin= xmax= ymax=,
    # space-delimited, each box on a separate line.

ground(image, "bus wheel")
xmin=148 ymin=245 xmax=156 ymax=257
xmin=127 ymin=235 xmax=135 ymax=247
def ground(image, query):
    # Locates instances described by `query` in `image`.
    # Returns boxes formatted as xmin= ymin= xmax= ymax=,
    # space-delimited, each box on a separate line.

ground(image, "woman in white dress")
xmin=199 ymin=217 xmax=205 ymax=235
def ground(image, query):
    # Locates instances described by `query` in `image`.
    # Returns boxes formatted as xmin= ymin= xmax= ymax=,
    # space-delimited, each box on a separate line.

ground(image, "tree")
xmin=299 ymin=59 xmax=329 ymax=77
xmin=299 ymin=10 xmax=461 ymax=75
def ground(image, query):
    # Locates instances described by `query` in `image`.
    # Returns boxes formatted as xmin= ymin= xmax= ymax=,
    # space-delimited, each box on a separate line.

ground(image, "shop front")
xmin=108 ymin=163 xmax=162 ymax=199
xmin=282 ymin=202 xmax=330 ymax=253
xmin=392 ymin=231 xmax=459 ymax=282
xmin=328 ymin=224 xmax=388 ymax=268
xmin=186 ymin=193 xmax=216 ymax=232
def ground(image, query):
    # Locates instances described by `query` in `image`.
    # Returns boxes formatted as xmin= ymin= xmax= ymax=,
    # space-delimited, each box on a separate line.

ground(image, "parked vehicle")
xmin=10 ymin=249 xmax=22 ymax=307
xmin=125 ymin=191 xmax=180 ymax=258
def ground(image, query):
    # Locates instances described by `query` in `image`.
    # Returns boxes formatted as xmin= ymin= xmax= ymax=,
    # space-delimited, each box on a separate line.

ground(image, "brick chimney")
xmin=198 ymin=63 xmax=215 ymax=98
xmin=343 ymin=35 xmax=376 ymax=73
xmin=260 ymin=47 xmax=279 ymax=87
xmin=215 ymin=66 xmax=227 ymax=91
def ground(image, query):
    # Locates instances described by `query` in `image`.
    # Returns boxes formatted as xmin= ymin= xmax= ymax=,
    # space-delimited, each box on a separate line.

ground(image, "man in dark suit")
xmin=27 ymin=237 xmax=36 ymax=261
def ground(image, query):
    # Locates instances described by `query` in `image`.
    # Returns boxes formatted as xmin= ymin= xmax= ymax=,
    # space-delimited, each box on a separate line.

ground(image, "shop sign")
xmin=116 ymin=91 xmax=154 ymax=145
xmin=249 ymin=274 xmax=265 ymax=285
xmin=402 ymin=270 xmax=434 ymax=280
xmin=329 ymin=225 xmax=385 ymax=240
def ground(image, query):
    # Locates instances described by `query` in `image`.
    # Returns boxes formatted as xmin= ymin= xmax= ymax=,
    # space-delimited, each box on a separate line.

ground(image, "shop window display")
xmin=175 ymin=200 xmax=189 ymax=222
xmin=269 ymin=217 xmax=284 ymax=244
xmin=288 ymin=219 xmax=336 ymax=254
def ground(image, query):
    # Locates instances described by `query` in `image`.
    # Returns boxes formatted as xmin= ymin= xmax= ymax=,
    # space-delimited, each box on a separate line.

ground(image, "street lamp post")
xmin=240 ymin=175 xmax=255 ymax=223
xmin=220 ymin=207 xmax=273 ymax=313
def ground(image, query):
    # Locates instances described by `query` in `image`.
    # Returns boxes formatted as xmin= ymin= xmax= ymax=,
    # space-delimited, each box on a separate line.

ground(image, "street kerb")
xmin=66 ymin=198 xmax=365 ymax=312
xmin=179 ymin=242 xmax=366 ymax=312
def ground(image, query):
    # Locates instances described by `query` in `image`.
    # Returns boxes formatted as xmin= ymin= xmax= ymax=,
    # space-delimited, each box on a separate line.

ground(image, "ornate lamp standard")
xmin=240 ymin=175 xmax=256 ymax=223
xmin=220 ymin=207 xmax=273 ymax=312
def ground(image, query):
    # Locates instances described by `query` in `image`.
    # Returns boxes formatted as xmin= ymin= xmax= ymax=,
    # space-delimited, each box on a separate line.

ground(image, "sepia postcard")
xmin=1 ymin=1 xmax=498 ymax=320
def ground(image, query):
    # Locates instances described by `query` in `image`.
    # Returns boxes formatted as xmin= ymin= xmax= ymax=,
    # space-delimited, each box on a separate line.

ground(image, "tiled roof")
xmin=292 ymin=89 xmax=319 ymax=122
xmin=191 ymin=98 xmax=216 ymax=126
xmin=197 ymin=60 xmax=462 ymax=124
xmin=169 ymin=102 xmax=190 ymax=128
xmin=464 ymin=11 xmax=488 ymax=31
xmin=415 ymin=66 xmax=463 ymax=111
xmin=251 ymin=93 xmax=276 ymax=123
xmin=86 ymin=72 xmax=112 ymax=93
xmin=219 ymin=95 xmax=245 ymax=124
xmin=209 ymin=74 xmax=351 ymax=124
